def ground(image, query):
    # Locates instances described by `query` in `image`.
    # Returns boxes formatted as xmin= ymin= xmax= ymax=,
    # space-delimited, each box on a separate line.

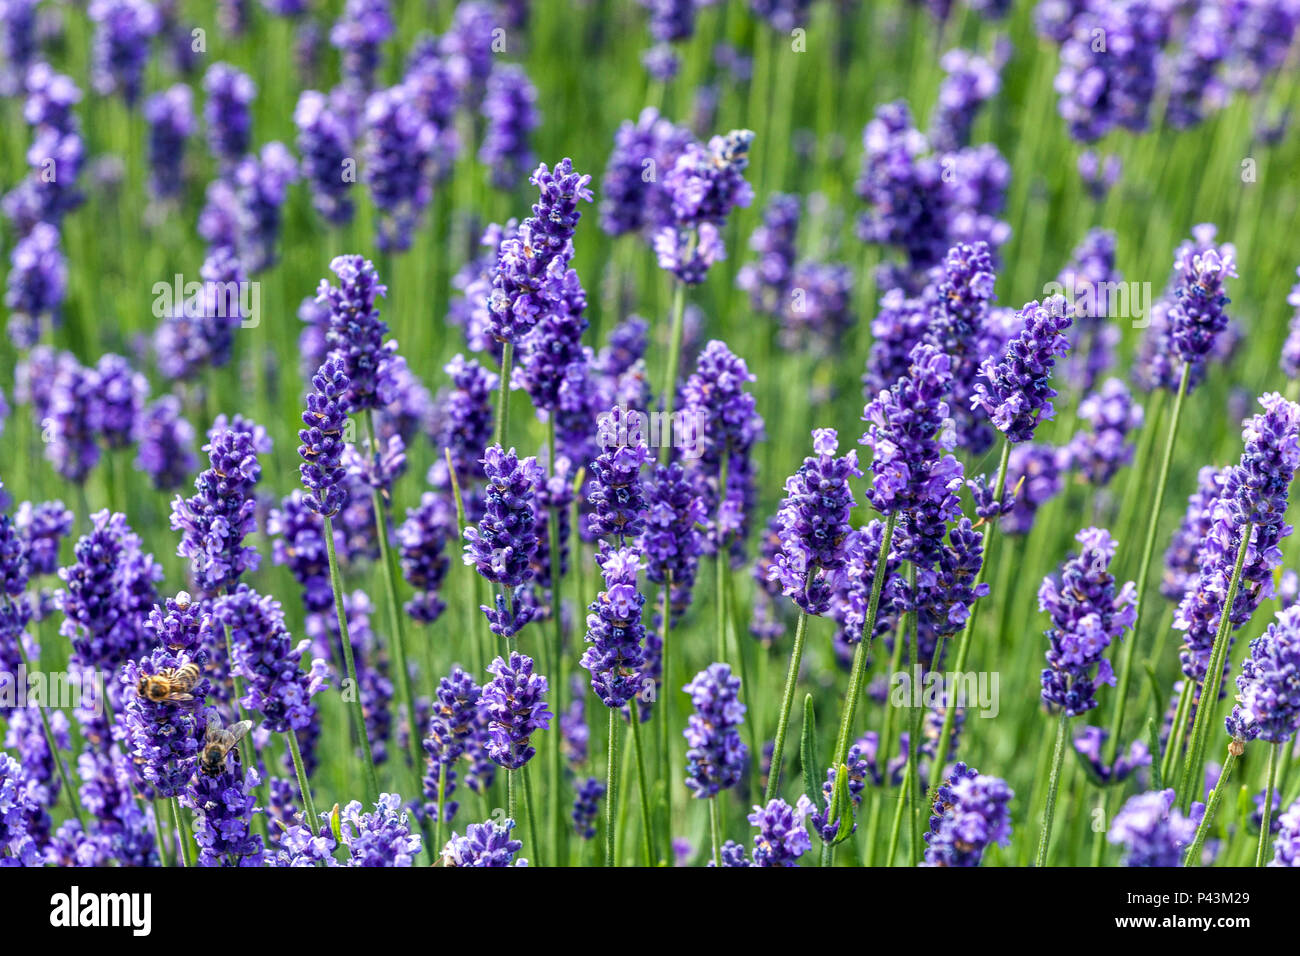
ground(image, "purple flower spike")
xmin=748 ymin=795 xmax=815 ymax=866
xmin=683 ymin=662 xmax=748 ymax=798
xmin=1225 ymin=605 xmax=1300 ymax=743
xmin=294 ymin=89 xmax=356 ymax=226
xmin=971 ymin=296 xmax=1074 ymax=444
xmin=581 ymin=544 xmax=648 ymax=708
xmin=317 ymin=254 xmax=393 ymax=412
xmin=1169 ymin=228 xmax=1237 ymax=367
xmin=209 ymin=584 xmax=328 ymax=734
xmin=922 ymin=762 xmax=1014 ymax=867
xmin=770 ymin=429 xmax=861 ymax=615
xmin=441 ymin=818 xmax=527 ymax=866
xmin=144 ymin=84 xmax=195 ymax=200
xmin=1039 ymin=527 xmax=1138 ymax=717
xmin=1068 ymin=378 xmax=1143 ymax=487
xmin=479 ymin=64 xmax=539 ymax=190
xmin=135 ymin=395 xmax=198 ymax=491
xmin=481 ymin=651 xmax=552 ymax=770
xmin=463 ymin=445 xmax=544 ymax=637
xmin=202 ymin=62 xmax=256 ymax=167
xmin=298 ymin=357 xmax=351 ymax=518
xmin=121 ymin=646 xmax=212 ymax=797
xmin=397 ymin=492 xmax=455 ymax=623
xmin=170 ymin=418 xmax=266 ymax=595
xmin=88 ymin=0 xmax=161 ymax=107
xmin=1108 ymin=788 xmax=1202 ymax=867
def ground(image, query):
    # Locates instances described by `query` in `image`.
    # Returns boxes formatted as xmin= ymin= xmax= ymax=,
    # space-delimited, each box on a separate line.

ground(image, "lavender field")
xmin=2 ymin=0 xmax=1300 ymax=872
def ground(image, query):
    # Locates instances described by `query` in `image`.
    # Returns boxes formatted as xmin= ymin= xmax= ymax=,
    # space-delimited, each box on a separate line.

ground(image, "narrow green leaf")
xmin=800 ymin=694 xmax=821 ymax=812
xmin=829 ymin=763 xmax=856 ymax=846
xmin=1146 ymin=716 xmax=1162 ymax=791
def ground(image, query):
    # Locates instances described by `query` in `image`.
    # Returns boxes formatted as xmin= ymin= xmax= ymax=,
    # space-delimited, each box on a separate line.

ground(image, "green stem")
xmin=628 ymin=703 xmax=655 ymax=866
xmin=546 ymin=417 xmax=566 ymax=869
xmin=708 ymin=796 xmax=721 ymax=867
xmin=324 ymin=514 xmax=382 ymax=803
xmin=494 ymin=340 xmax=514 ymax=447
xmin=1185 ymin=741 xmax=1240 ymax=866
xmin=521 ymin=762 xmax=542 ymax=867
xmin=657 ymin=576 xmax=673 ymax=863
xmin=1257 ymin=742 xmax=1280 ymax=867
xmin=1178 ymin=523 xmax=1253 ymax=811
xmin=928 ymin=438 xmax=1012 ymax=794
xmin=434 ymin=762 xmax=448 ymax=858
xmin=1105 ymin=363 xmax=1190 ymax=768
xmin=286 ymin=729 xmax=319 ymax=836
xmin=713 ymin=451 xmax=730 ymax=663
xmin=830 ymin=514 xmax=898 ymax=779
xmin=1161 ymin=677 xmax=1195 ymax=785
xmin=658 ymin=281 xmax=688 ymax=465
xmin=862 ymin=615 xmax=909 ymax=866
xmin=605 ymin=705 xmax=619 ymax=867
xmin=905 ymin=562 xmax=923 ymax=865
xmin=170 ymin=797 xmax=192 ymax=868
xmin=1036 ymin=711 xmax=1069 ymax=867
xmin=885 ymin=759 xmax=911 ymax=867
xmin=765 ymin=574 xmax=814 ymax=802
xmin=363 ymin=409 xmax=424 ymax=787
xmin=151 ymin=799 xmax=171 ymax=867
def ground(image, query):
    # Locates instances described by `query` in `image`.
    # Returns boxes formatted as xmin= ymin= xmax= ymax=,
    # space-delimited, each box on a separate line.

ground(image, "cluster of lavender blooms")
xmin=1275 ymin=799 xmax=1300 ymax=866
xmin=972 ymin=296 xmax=1074 ymax=445
xmin=1052 ymin=0 xmax=1168 ymax=142
xmin=441 ymin=818 xmax=527 ymax=866
xmin=1108 ymin=788 xmax=1203 ymax=867
xmin=654 ymin=129 xmax=755 ymax=284
xmin=1225 ymin=604 xmax=1300 ymax=743
xmin=769 ymin=429 xmax=860 ymax=615
xmin=57 ymin=510 xmax=161 ymax=670
xmin=1174 ymin=394 xmax=1300 ymax=695
xmin=1136 ymin=225 xmax=1237 ymax=394
xmin=1068 ymin=378 xmax=1142 ymax=487
xmin=481 ymin=652 xmax=552 ymax=771
xmin=171 ymin=417 xmax=267 ymax=595
xmin=683 ymin=662 xmax=748 ymax=798
xmin=680 ymin=341 xmax=765 ymax=560
xmin=1039 ymin=528 xmax=1137 ymax=717
xmin=463 ymin=446 xmax=544 ymax=638
xmin=922 ymin=763 xmax=1013 ymax=867
xmin=274 ymin=795 xmax=423 ymax=867
xmin=422 ymin=668 xmax=482 ymax=823
xmin=930 ymin=48 xmax=1002 ymax=153
xmin=211 ymin=585 xmax=328 ymax=734
xmin=855 ymin=101 xmax=1010 ymax=289
xmin=717 ymin=796 xmax=816 ymax=867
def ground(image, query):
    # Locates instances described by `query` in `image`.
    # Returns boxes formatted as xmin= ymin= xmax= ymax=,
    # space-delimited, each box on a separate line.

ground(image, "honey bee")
xmin=199 ymin=718 xmax=253 ymax=776
xmin=136 ymin=662 xmax=201 ymax=703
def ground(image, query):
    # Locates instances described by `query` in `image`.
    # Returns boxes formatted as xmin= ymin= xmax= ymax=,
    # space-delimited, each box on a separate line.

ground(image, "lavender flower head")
xmin=922 ymin=762 xmax=1014 ymax=867
xmin=971 ymin=296 xmax=1074 ymax=444
xmin=331 ymin=0 xmax=394 ymax=92
xmin=1039 ymin=527 xmax=1138 ymax=717
xmin=6 ymin=221 xmax=68 ymax=348
xmin=770 ymin=429 xmax=861 ymax=615
xmin=463 ymin=445 xmax=545 ymax=637
xmin=398 ymin=492 xmax=455 ymax=623
xmin=336 ymin=793 xmax=422 ymax=865
xmin=588 ymin=407 xmax=651 ymax=544
xmin=1068 ymin=378 xmax=1143 ymax=486
xmin=210 ymin=584 xmax=328 ymax=734
xmin=1168 ymin=227 xmax=1237 ymax=367
xmin=479 ymin=64 xmax=539 ymax=190
xmin=202 ymin=62 xmax=256 ymax=167
xmin=170 ymin=419 xmax=266 ymax=594
xmin=144 ymin=83 xmax=195 ymax=200
xmin=362 ymin=81 xmax=435 ymax=251
xmin=57 ymin=510 xmax=161 ymax=669
xmin=1108 ymin=788 xmax=1202 ymax=867
xmin=1273 ymin=798 xmax=1300 ymax=866
xmin=488 ymin=158 xmax=593 ymax=344
xmin=121 ymin=645 xmax=212 ymax=796
xmin=1225 ymin=604 xmax=1300 ymax=743
xmin=683 ymin=662 xmax=748 ymax=798
xmin=298 ymin=356 xmax=350 ymax=517
xmin=654 ymin=129 xmax=754 ymax=284
xmin=294 ymin=88 xmax=356 ymax=225
xmin=88 ymin=0 xmax=161 ymax=106
xmin=480 ymin=651 xmax=552 ymax=770
xmin=748 ymin=796 xmax=815 ymax=866
xmin=15 ymin=500 xmax=73 ymax=577
xmin=135 ymin=395 xmax=198 ymax=491
xmin=317 ymin=254 xmax=393 ymax=412
xmin=442 ymin=818 xmax=527 ymax=866
xmin=640 ymin=461 xmax=705 ymax=623
xmin=581 ymin=544 xmax=648 ymax=708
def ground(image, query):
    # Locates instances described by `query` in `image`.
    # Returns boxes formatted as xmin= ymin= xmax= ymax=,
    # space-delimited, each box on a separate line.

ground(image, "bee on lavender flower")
xmin=199 ymin=718 xmax=253 ymax=776
xmin=136 ymin=661 xmax=201 ymax=703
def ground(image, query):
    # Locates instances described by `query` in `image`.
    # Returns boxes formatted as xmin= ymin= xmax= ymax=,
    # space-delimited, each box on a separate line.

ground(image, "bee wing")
xmin=227 ymin=720 xmax=254 ymax=745
xmin=204 ymin=717 xmax=224 ymax=744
